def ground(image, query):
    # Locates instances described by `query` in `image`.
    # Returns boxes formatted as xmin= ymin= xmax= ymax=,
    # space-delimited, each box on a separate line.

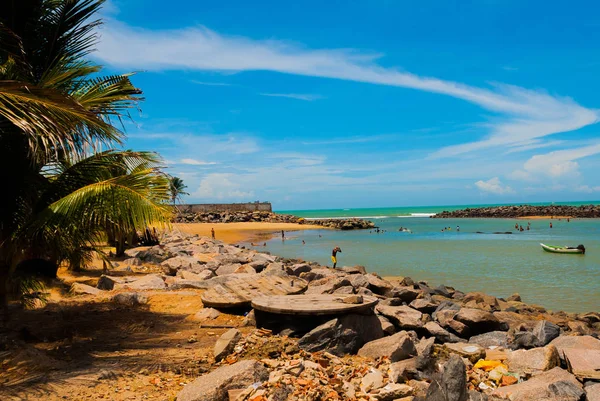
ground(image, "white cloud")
xmin=474 ymin=177 xmax=514 ymax=194
xmin=576 ymin=185 xmax=600 ymax=193
xmin=95 ymin=20 xmax=599 ymax=158
xmin=259 ymin=93 xmax=323 ymax=101
xmin=512 ymin=143 xmax=600 ymax=180
xmin=193 ymin=173 xmax=255 ymax=200
xmin=180 ymin=158 xmax=217 ymax=166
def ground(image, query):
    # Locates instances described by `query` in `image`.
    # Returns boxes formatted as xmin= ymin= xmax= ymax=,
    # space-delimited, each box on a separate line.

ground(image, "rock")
xmin=425 ymin=355 xmax=469 ymax=401
xmin=358 ymin=331 xmax=416 ymax=362
xmin=533 ymin=320 xmax=561 ymax=346
xmin=167 ymin=278 xmax=208 ymax=290
xmin=463 ymin=292 xmax=500 ymax=310
xmin=507 ymin=345 xmax=560 ymax=375
xmin=566 ymin=320 xmax=593 ymax=335
xmin=444 ymin=342 xmax=485 ymax=363
xmin=341 ymin=265 xmax=367 ymax=275
xmin=286 ymin=263 xmax=311 ymax=276
xmin=511 ymin=331 xmax=540 ymax=350
xmin=234 ymin=264 xmax=256 ymax=275
xmin=70 ymin=283 xmax=101 ymax=295
xmin=409 ymin=298 xmax=438 ymax=314
xmin=389 ymin=358 xmax=420 ymax=383
xmin=376 ymin=305 xmax=424 ymax=330
xmin=454 ymin=308 xmax=505 ymax=335
xmin=305 ymin=277 xmax=352 ymax=295
xmin=448 ymin=319 xmax=471 ymax=338
xmin=493 ymin=367 xmax=583 ymax=401
xmin=177 ymin=360 xmax=269 ymax=401
xmin=423 ymin=321 xmax=461 ymax=343
xmin=373 ymin=383 xmax=413 ymax=401
xmin=378 ymin=315 xmax=396 ymax=335
xmin=433 ymin=285 xmax=453 ymax=298
xmin=298 ymin=313 xmax=384 ymax=356
xmin=365 ymin=273 xmax=395 ymax=295
xmin=160 ymin=255 xmax=204 ymax=276
xmin=349 ymin=274 xmax=370 ymax=289
xmin=97 ymin=275 xmax=126 ymax=290
xmin=361 ymin=368 xmax=384 ymax=393
xmin=468 ymin=331 xmax=508 ymax=348
xmin=550 ymin=334 xmax=600 ymax=354
xmin=215 ymin=263 xmax=242 ymax=276
xmin=389 ymin=286 xmax=421 ymax=303
xmin=178 ymin=270 xmax=214 ymax=281
xmin=585 ymin=382 xmax=600 ymax=401
xmin=112 ymin=292 xmax=148 ymax=306
xmin=213 ymin=328 xmax=241 ymax=362
xmin=342 ymin=295 xmax=363 ymax=304
xmin=333 ymin=286 xmax=355 ymax=295
xmin=432 ymin=301 xmax=461 ymax=320
xmin=507 ymin=293 xmax=522 ymax=302
xmin=121 ymin=274 xmax=166 ymax=290
xmin=190 ymin=308 xmax=220 ymax=321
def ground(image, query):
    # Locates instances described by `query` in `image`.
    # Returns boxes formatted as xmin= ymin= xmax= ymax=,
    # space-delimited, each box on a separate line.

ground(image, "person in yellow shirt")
xmin=331 ymin=246 xmax=342 ymax=268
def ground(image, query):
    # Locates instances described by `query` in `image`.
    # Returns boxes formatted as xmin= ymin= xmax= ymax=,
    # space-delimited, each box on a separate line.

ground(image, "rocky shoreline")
xmin=174 ymin=209 xmax=376 ymax=230
xmin=432 ymin=204 xmax=600 ymax=219
xmin=69 ymin=231 xmax=600 ymax=401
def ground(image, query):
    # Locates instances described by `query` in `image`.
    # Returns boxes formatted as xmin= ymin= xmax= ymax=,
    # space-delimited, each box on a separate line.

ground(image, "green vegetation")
xmin=169 ymin=176 xmax=190 ymax=205
xmin=0 ymin=0 xmax=172 ymax=313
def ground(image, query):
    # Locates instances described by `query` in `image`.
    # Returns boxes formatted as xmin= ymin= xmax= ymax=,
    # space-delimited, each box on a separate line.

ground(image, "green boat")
xmin=540 ymin=243 xmax=585 ymax=254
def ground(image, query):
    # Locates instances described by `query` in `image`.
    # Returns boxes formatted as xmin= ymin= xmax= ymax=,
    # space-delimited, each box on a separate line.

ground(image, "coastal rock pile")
xmin=82 ymin=232 xmax=600 ymax=400
xmin=173 ymin=210 xmax=375 ymax=230
xmin=433 ymin=204 xmax=600 ymax=218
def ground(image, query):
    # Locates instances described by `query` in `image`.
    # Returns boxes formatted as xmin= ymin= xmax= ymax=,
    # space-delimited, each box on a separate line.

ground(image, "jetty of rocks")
xmin=71 ymin=232 xmax=600 ymax=400
xmin=432 ymin=204 xmax=600 ymax=219
xmin=174 ymin=209 xmax=376 ymax=230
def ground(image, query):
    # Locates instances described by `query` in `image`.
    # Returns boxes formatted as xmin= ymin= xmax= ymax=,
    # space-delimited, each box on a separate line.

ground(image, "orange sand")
xmin=516 ymin=215 xmax=573 ymax=220
xmin=173 ymin=222 xmax=326 ymax=244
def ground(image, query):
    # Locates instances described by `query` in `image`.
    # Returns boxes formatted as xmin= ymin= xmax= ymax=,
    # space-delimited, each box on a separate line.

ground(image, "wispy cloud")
xmin=180 ymin=158 xmax=217 ymax=166
xmin=95 ymin=20 xmax=599 ymax=160
xmin=191 ymin=80 xmax=232 ymax=86
xmin=474 ymin=177 xmax=514 ymax=194
xmin=259 ymin=93 xmax=323 ymax=101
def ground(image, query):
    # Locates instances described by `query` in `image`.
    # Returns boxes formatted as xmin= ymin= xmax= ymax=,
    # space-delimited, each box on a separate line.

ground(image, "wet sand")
xmin=516 ymin=215 xmax=574 ymax=220
xmin=173 ymin=222 xmax=326 ymax=244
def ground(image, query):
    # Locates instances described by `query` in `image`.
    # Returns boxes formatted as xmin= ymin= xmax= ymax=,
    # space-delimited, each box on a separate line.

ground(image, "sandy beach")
xmin=173 ymin=222 xmax=326 ymax=244
xmin=516 ymin=215 xmax=574 ymax=220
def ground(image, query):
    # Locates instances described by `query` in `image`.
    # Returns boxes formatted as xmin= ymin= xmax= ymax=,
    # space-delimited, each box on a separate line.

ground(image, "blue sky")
xmin=95 ymin=0 xmax=600 ymax=210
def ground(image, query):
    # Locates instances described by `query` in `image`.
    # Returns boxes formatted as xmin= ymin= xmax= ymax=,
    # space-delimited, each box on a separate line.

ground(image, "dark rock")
xmin=298 ymin=314 xmax=384 ymax=356
xmin=409 ymin=298 xmax=439 ymax=314
xmin=469 ymin=331 xmax=508 ymax=348
xmin=213 ymin=329 xmax=241 ymax=362
xmin=507 ymin=293 xmax=522 ymax=302
xmin=432 ymin=301 xmax=461 ymax=320
xmin=425 ymin=355 xmax=469 ymax=401
xmin=423 ymin=321 xmax=461 ymax=343
xmin=388 ymin=286 xmax=421 ymax=303
xmin=533 ymin=320 xmax=560 ymax=346
xmin=510 ymin=331 xmax=539 ymax=350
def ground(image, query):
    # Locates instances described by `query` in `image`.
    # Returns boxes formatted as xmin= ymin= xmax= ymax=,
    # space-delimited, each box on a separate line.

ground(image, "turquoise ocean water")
xmin=263 ymin=202 xmax=600 ymax=313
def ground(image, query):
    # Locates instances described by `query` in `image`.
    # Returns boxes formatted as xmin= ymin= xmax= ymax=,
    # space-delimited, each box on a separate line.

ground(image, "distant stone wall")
xmin=179 ymin=202 xmax=272 ymax=213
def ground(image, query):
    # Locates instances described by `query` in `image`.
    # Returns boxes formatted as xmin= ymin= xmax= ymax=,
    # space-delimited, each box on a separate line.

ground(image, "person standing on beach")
xmin=211 ymin=228 xmax=215 ymax=239
xmin=281 ymin=230 xmax=285 ymax=240
xmin=550 ymin=222 xmax=553 ymax=228
xmin=331 ymin=246 xmax=342 ymax=268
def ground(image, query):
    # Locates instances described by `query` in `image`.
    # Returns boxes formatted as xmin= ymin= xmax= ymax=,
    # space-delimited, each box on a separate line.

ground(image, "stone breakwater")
xmin=76 ymin=232 xmax=600 ymax=401
xmin=432 ymin=204 xmax=600 ymax=218
xmin=173 ymin=210 xmax=375 ymax=230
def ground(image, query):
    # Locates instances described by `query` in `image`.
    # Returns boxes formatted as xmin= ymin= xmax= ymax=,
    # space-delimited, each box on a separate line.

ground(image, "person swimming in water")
xmin=331 ymin=246 xmax=342 ymax=268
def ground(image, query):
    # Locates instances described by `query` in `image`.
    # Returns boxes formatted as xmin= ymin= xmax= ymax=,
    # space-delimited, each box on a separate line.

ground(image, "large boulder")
xmin=409 ymin=298 xmax=438 ymax=314
xmin=585 ymin=382 xmax=600 ymax=401
xmin=119 ymin=274 xmax=166 ymax=290
xmin=215 ymin=263 xmax=242 ymax=276
xmin=424 ymin=355 xmax=469 ymax=401
xmin=298 ymin=314 xmax=384 ymax=356
xmin=70 ymin=283 xmax=101 ymax=295
xmin=365 ymin=274 xmax=394 ymax=295
xmin=305 ymin=277 xmax=352 ymax=295
xmin=388 ymin=286 xmax=421 ymax=303
xmin=533 ymin=320 xmax=561 ymax=346
xmin=286 ymin=263 xmax=311 ymax=276
xmin=492 ymin=367 xmax=583 ymax=401
xmin=506 ymin=345 xmax=560 ymax=375
xmin=176 ymin=360 xmax=269 ymax=401
xmin=160 ymin=255 xmax=205 ymax=276
xmin=376 ymin=305 xmax=424 ymax=330
xmin=454 ymin=308 xmax=505 ymax=335
xmin=357 ymin=331 xmax=416 ymax=362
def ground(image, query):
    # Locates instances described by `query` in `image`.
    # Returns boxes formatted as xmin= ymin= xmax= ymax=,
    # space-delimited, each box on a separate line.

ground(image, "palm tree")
xmin=0 ymin=0 xmax=172 ymax=312
xmin=169 ymin=176 xmax=189 ymax=205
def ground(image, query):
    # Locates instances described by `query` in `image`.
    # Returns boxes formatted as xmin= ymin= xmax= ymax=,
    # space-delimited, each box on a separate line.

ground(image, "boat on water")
xmin=540 ymin=243 xmax=586 ymax=254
